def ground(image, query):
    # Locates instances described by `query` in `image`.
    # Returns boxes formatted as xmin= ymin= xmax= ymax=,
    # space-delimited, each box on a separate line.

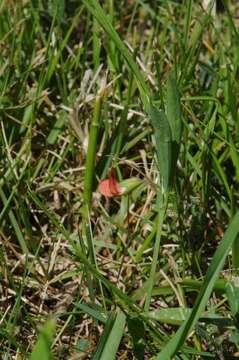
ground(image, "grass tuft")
xmin=1 ymin=0 xmax=239 ymax=358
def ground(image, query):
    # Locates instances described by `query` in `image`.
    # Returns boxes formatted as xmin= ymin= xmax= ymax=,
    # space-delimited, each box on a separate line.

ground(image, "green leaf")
xmin=149 ymin=105 xmax=172 ymax=191
xmin=166 ymin=73 xmax=182 ymax=145
xmin=76 ymin=302 xmax=107 ymax=323
xmin=30 ymin=319 xmax=55 ymax=360
xmin=92 ymin=310 xmax=126 ymax=360
xmin=47 ymin=110 xmax=66 ymax=145
xmin=166 ymin=73 xmax=182 ymax=183
xmin=147 ymin=308 xmax=191 ymax=325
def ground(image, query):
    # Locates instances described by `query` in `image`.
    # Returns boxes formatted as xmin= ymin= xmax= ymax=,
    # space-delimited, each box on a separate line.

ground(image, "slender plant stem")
xmin=82 ymin=92 xmax=103 ymax=261
xmin=81 ymin=91 xmax=104 ymax=302
xmin=144 ymin=192 xmax=168 ymax=311
xmin=83 ymin=94 xmax=102 ymax=207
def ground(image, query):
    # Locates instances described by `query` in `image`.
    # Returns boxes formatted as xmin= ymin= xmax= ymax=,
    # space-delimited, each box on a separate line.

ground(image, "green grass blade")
xmin=30 ymin=319 xmax=55 ymax=360
xmin=166 ymin=73 xmax=182 ymax=181
xmin=93 ymin=310 xmax=126 ymax=360
xmin=147 ymin=308 xmax=191 ymax=326
xmin=82 ymin=0 xmax=150 ymax=108
xmin=149 ymin=104 xmax=172 ymax=191
xmin=156 ymin=209 xmax=239 ymax=359
xmin=83 ymin=93 xmax=102 ymax=207
xmin=144 ymin=193 xmax=168 ymax=311
xmin=92 ymin=312 xmax=116 ymax=359
xmin=0 ymin=188 xmax=28 ymax=254
xmin=184 ymin=0 xmax=193 ymax=47
xmin=211 ymin=151 xmax=232 ymax=202
xmin=166 ymin=73 xmax=182 ymax=145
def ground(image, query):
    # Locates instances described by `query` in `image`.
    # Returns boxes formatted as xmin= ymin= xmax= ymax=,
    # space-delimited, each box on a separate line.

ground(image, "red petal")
xmin=109 ymin=169 xmax=121 ymax=195
xmin=99 ymin=179 xmax=115 ymax=197
xmin=98 ymin=169 xmax=122 ymax=197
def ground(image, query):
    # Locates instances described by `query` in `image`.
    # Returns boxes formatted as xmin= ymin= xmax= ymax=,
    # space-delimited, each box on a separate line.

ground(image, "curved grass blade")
xmin=156 ymin=209 xmax=239 ymax=359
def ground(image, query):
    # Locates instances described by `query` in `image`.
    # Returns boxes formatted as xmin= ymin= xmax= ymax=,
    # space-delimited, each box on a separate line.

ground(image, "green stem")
xmin=144 ymin=192 xmax=168 ymax=311
xmin=82 ymin=93 xmax=103 ymax=302
xmin=83 ymin=94 xmax=102 ymax=206
xmin=93 ymin=18 xmax=100 ymax=72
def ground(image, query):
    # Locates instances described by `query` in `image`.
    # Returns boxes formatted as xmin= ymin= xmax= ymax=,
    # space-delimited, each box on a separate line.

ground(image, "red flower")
xmin=98 ymin=169 xmax=122 ymax=197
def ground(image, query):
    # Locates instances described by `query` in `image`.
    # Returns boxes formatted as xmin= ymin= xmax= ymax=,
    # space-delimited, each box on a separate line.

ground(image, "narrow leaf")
xmin=166 ymin=73 xmax=182 ymax=182
xmin=166 ymin=73 xmax=182 ymax=145
xmin=93 ymin=310 xmax=126 ymax=360
xmin=149 ymin=105 xmax=172 ymax=191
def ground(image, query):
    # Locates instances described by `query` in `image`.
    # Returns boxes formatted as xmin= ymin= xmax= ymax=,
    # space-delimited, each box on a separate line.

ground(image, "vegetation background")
xmin=1 ymin=0 xmax=239 ymax=359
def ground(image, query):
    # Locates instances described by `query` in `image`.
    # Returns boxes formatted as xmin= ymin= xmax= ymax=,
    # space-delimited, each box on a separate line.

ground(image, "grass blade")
xmin=166 ymin=73 xmax=182 ymax=145
xmin=156 ymin=209 xmax=239 ymax=359
xmin=149 ymin=105 xmax=172 ymax=191
xmin=30 ymin=319 xmax=55 ymax=360
xmin=82 ymin=0 xmax=150 ymax=108
xmin=93 ymin=310 xmax=126 ymax=360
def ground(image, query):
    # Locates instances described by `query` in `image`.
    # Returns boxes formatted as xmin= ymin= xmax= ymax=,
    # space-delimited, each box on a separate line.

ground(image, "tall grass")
xmin=1 ymin=0 xmax=239 ymax=358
